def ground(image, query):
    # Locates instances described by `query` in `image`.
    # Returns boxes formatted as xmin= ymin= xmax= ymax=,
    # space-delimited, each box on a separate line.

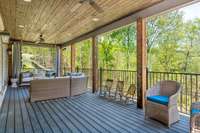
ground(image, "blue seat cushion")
xmin=192 ymin=109 xmax=200 ymax=115
xmin=147 ymin=95 xmax=169 ymax=106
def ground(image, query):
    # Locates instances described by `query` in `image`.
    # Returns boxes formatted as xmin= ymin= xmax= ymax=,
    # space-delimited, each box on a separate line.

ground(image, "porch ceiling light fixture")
xmin=92 ymin=17 xmax=99 ymax=22
xmin=24 ymin=0 xmax=31 ymax=2
xmin=18 ymin=25 xmax=25 ymax=28
xmin=67 ymin=33 xmax=72 ymax=36
xmin=0 ymin=31 xmax=10 ymax=44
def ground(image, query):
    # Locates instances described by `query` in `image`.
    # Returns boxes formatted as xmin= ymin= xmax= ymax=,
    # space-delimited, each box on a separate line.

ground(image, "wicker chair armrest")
xmin=169 ymin=93 xmax=178 ymax=106
xmin=192 ymin=102 xmax=200 ymax=110
xmin=169 ymin=85 xmax=181 ymax=106
xmin=146 ymin=87 xmax=160 ymax=97
xmin=191 ymin=113 xmax=200 ymax=118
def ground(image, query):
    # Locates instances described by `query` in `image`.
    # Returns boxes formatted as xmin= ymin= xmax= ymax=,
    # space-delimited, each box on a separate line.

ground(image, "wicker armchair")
xmin=124 ymin=84 xmax=136 ymax=104
xmin=101 ymin=79 xmax=114 ymax=97
xmin=190 ymin=102 xmax=200 ymax=133
xmin=114 ymin=81 xmax=124 ymax=100
xmin=145 ymin=80 xmax=181 ymax=127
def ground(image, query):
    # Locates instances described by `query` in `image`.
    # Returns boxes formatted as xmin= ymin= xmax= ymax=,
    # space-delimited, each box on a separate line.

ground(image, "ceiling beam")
xmin=10 ymin=38 xmax=59 ymax=48
xmin=61 ymin=0 xmax=200 ymax=47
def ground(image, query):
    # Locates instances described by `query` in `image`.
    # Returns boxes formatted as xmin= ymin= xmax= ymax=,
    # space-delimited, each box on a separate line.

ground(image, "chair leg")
xmin=125 ymin=97 xmax=128 ymax=104
xmin=103 ymin=91 xmax=106 ymax=97
xmin=167 ymin=123 xmax=171 ymax=128
xmin=120 ymin=95 xmax=122 ymax=101
xmin=115 ymin=91 xmax=117 ymax=99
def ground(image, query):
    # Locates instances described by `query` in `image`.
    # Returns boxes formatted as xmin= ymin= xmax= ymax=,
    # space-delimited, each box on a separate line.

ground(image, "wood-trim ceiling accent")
xmin=0 ymin=0 xmax=162 ymax=44
xmin=10 ymin=38 xmax=58 ymax=48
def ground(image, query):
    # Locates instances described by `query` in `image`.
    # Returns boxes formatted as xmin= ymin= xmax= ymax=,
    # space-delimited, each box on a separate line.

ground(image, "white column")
xmin=0 ymin=40 xmax=9 ymax=108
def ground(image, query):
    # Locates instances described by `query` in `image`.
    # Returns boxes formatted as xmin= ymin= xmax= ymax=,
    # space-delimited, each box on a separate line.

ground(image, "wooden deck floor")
xmin=0 ymin=87 xmax=189 ymax=133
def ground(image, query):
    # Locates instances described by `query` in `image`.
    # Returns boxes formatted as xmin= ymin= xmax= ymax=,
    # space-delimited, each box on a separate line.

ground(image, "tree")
xmin=147 ymin=11 xmax=184 ymax=70
xmin=180 ymin=19 xmax=200 ymax=72
xmin=98 ymin=36 xmax=116 ymax=69
xmin=76 ymin=40 xmax=92 ymax=68
xmin=110 ymin=24 xmax=136 ymax=69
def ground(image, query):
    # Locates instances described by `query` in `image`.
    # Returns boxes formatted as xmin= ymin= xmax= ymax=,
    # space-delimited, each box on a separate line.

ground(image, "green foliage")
xmin=62 ymin=46 xmax=71 ymax=70
xmin=98 ymin=24 xmax=137 ymax=70
xmin=147 ymin=11 xmax=200 ymax=73
xmin=75 ymin=39 xmax=92 ymax=68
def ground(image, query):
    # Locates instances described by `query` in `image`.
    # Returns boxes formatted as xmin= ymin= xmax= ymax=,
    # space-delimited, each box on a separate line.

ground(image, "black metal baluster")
xmin=185 ymin=75 xmax=188 ymax=114
xmin=196 ymin=75 xmax=198 ymax=102
xmin=190 ymin=75 xmax=193 ymax=111
xmin=180 ymin=74 xmax=183 ymax=113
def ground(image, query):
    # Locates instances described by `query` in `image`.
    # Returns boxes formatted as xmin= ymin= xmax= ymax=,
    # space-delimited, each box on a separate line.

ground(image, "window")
xmin=21 ymin=45 xmax=56 ymax=76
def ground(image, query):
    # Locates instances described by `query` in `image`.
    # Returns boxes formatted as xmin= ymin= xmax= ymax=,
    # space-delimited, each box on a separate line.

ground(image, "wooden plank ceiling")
xmin=0 ymin=0 xmax=162 ymax=44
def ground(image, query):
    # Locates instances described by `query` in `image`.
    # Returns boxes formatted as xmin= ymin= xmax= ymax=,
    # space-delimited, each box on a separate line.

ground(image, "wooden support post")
xmin=92 ymin=36 xmax=98 ymax=93
xmin=137 ymin=18 xmax=147 ymax=109
xmin=56 ymin=46 xmax=61 ymax=77
xmin=71 ymin=44 xmax=75 ymax=72
xmin=60 ymin=47 xmax=64 ymax=76
xmin=7 ymin=44 xmax=12 ymax=85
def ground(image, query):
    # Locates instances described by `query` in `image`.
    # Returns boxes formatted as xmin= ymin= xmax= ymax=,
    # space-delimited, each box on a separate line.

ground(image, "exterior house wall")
xmin=0 ymin=41 xmax=8 ymax=108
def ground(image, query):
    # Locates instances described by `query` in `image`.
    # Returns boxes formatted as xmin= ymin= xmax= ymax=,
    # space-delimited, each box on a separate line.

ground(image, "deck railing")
xmin=76 ymin=68 xmax=200 ymax=114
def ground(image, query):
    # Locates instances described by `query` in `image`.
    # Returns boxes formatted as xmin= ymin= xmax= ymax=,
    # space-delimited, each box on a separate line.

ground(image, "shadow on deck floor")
xmin=0 ymin=87 xmax=189 ymax=133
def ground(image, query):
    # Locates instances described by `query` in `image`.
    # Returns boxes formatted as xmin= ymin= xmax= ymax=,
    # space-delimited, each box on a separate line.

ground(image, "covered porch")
xmin=0 ymin=87 xmax=189 ymax=133
xmin=0 ymin=0 xmax=199 ymax=132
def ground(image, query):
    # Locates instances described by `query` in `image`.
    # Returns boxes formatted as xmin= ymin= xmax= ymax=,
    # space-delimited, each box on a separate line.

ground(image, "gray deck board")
xmin=6 ymin=88 xmax=15 ymax=133
xmin=31 ymin=102 xmax=53 ymax=133
xmin=55 ymin=98 xmax=108 ymax=133
xmin=0 ymin=87 xmax=189 ymax=133
xmin=15 ymin=87 xmax=23 ymax=133
xmin=41 ymin=101 xmax=71 ymax=133
xmin=0 ymin=87 xmax=11 ymax=133
xmin=54 ymin=100 xmax=98 ymax=133
xmin=18 ymin=88 xmax=33 ymax=133
xmin=74 ymin=94 xmax=187 ymax=133
xmin=21 ymin=89 xmax=42 ymax=133
xmin=46 ymin=101 xmax=80 ymax=133
xmin=63 ymin=98 xmax=132 ymax=133
xmin=36 ymin=102 xmax=62 ymax=133
xmin=50 ymin=100 xmax=89 ymax=133
xmin=65 ymin=96 xmax=162 ymax=133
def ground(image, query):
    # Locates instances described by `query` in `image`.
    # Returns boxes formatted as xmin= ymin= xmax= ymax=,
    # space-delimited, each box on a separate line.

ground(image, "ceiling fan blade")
xmin=89 ymin=1 xmax=103 ymax=13
xmin=79 ymin=0 xmax=86 ymax=4
xmin=35 ymin=39 xmax=40 ymax=44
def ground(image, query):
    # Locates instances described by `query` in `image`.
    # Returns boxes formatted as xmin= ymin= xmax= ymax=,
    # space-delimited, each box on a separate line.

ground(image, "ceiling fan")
xmin=35 ymin=33 xmax=45 ymax=44
xmin=71 ymin=0 xmax=103 ymax=13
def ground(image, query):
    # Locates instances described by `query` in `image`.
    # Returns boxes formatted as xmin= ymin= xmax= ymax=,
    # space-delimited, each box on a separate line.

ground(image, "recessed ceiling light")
xmin=18 ymin=25 xmax=25 ymax=28
xmin=67 ymin=33 xmax=72 ymax=36
xmin=92 ymin=18 xmax=99 ymax=22
xmin=24 ymin=0 xmax=31 ymax=2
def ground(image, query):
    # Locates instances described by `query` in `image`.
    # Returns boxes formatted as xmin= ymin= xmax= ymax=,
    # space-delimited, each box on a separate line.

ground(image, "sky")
xmin=180 ymin=2 xmax=200 ymax=21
